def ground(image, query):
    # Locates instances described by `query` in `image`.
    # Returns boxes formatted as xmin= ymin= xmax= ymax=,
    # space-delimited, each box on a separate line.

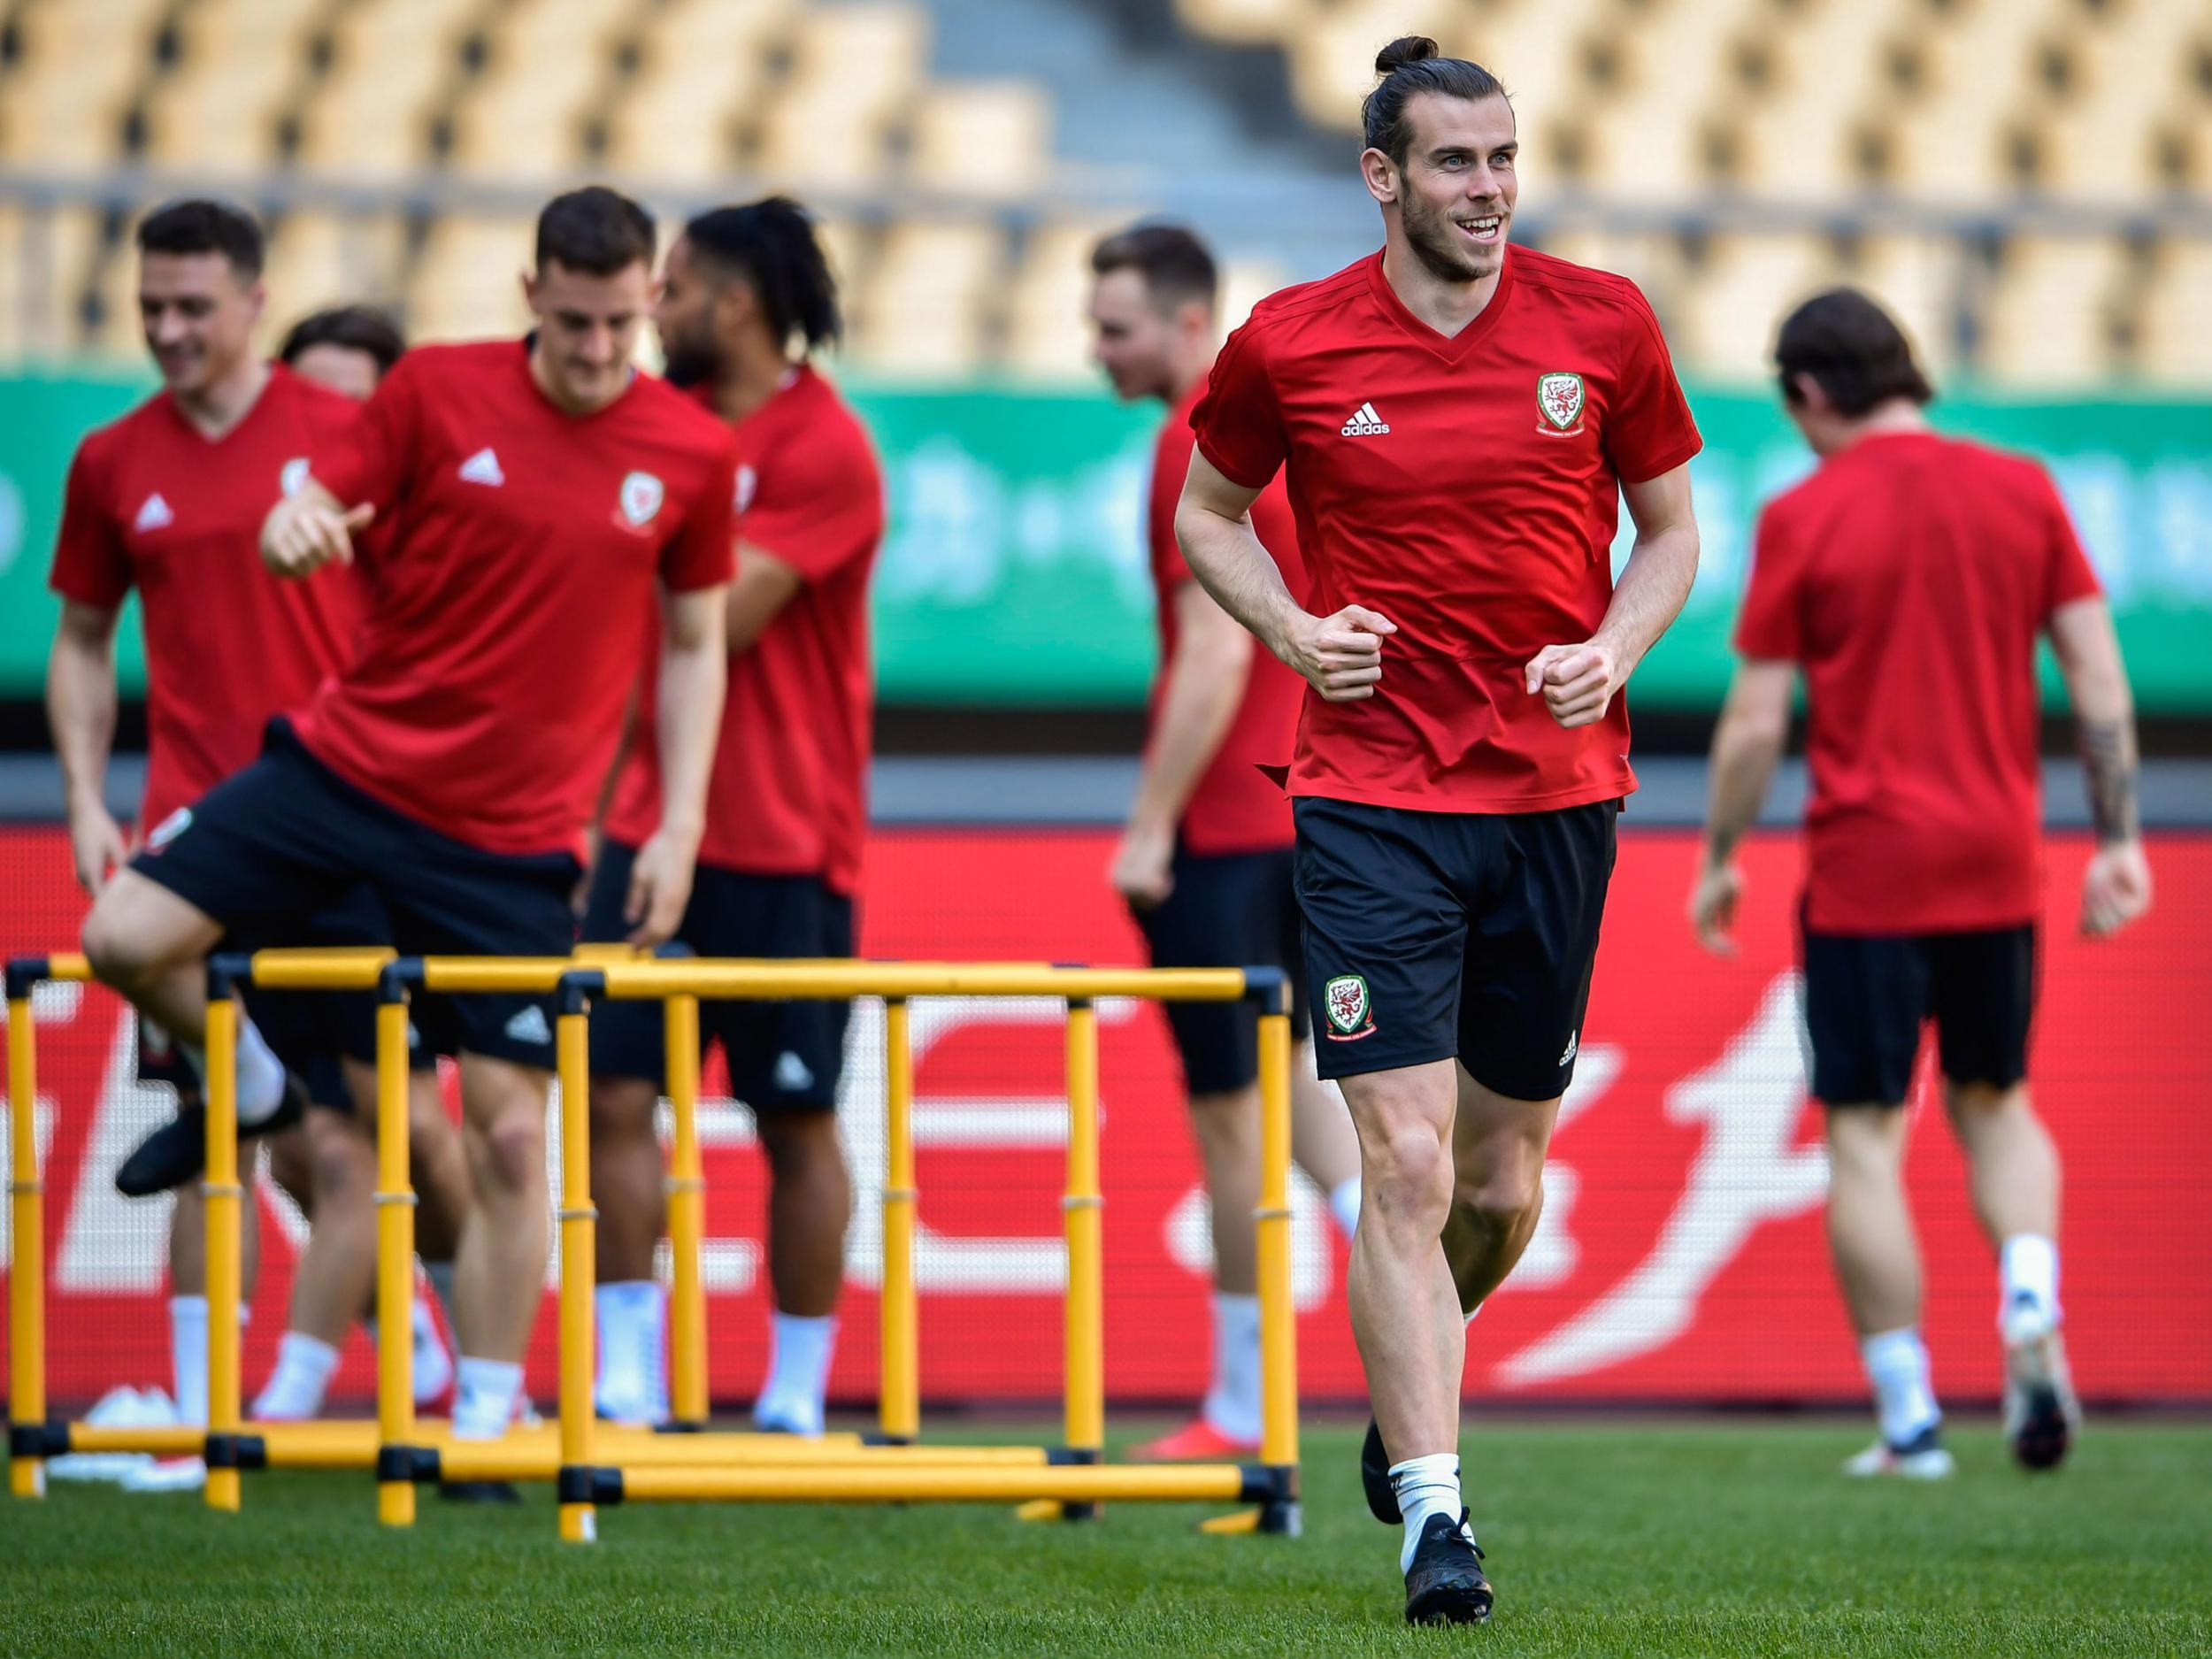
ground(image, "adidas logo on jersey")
xmin=458 ymin=448 xmax=506 ymax=487
xmin=134 ymin=493 xmax=174 ymax=532
xmin=1340 ymin=402 xmax=1390 ymax=436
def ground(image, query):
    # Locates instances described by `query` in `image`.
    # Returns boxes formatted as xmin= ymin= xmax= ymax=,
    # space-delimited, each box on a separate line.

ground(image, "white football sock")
xmin=411 ymin=1294 xmax=454 ymax=1404
xmin=753 ymin=1312 xmax=836 ymax=1436
xmin=1861 ymin=1325 xmax=1941 ymax=1447
xmin=595 ymin=1280 xmax=668 ymax=1417
xmin=451 ymin=1356 xmax=524 ymax=1440
xmin=1390 ymin=1452 xmax=1463 ymax=1572
xmin=1999 ymin=1233 xmax=2061 ymax=1331
xmin=180 ymin=1017 xmax=286 ymax=1125
xmin=1327 ymin=1176 xmax=1362 ymax=1242
xmin=250 ymin=1332 xmax=340 ymax=1421
xmin=1201 ymin=1291 xmax=1263 ymax=1443
xmin=170 ymin=1296 xmax=209 ymax=1427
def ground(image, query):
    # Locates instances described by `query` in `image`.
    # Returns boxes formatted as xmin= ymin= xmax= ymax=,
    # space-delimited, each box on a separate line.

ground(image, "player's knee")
xmin=758 ymin=1114 xmax=843 ymax=1179
xmin=1453 ymin=1163 xmax=1542 ymax=1231
xmin=587 ymin=1080 xmax=657 ymax=1152
xmin=1363 ymin=1124 xmax=1453 ymax=1229
xmin=81 ymin=897 xmax=157 ymax=989
xmin=473 ymin=1109 xmax=546 ymax=1193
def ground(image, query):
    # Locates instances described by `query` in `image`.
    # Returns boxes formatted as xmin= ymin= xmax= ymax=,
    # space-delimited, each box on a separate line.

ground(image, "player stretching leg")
xmin=1691 ymin=289 xmax=2151 ymax=1476
xmin=1176 ymin=41 xmax=1700 ymax=1621
xmin=80 ymin=188 xmax=736 ymax=1448
xmin=584 ymin=200 xmax=880 ymax=1433
xmin=1085 ymin=223 xmax=1363 ymax=1461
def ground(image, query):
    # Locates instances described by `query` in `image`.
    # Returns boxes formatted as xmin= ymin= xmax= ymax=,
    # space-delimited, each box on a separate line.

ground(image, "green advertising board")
xmin=0 ymin=370 xmax=2206 ymax=711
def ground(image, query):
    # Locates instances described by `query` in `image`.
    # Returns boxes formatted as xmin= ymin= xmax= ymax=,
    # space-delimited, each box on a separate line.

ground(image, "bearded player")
xmin=1175 ymin=41 xmax=1701 ymax=1622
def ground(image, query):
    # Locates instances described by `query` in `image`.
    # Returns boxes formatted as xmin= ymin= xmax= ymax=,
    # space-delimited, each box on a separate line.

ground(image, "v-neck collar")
xmin=1361 ymin=244 xmax=1517 ymax=364
xmin=162 ymin=361 xmax=280 ymax=448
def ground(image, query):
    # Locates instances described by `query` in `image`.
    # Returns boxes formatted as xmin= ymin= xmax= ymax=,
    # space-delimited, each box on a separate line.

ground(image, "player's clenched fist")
xmin=1284 ymin=603 xmax=1396 ymax=702
xmin=1525 ymin=640 xmax=1623 ymax=728
xmin=260 ymin=482 xmax=373 ymax=578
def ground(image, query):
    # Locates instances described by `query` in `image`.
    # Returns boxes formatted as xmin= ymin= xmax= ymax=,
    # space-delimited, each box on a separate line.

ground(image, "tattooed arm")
xmin=2048 ymin=596 xmax=2153 ymax=937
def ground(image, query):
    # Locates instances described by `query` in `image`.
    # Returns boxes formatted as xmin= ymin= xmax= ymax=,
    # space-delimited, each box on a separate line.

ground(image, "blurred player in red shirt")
xmin=1177 ymin=41 xmax=1701 ymax=1621
xmin=80 ymin=188 xmax=737 ymax=1442
xmin=44 ymin=204 xmax=458 ymax=1479
xmin=1085 ymin=222 xmax=1363 ymax=1463
xmin=1692 ymin=288 xmax=2151 ymax=1478
xmin=582 ymin=199 xmax=881 ymax=1433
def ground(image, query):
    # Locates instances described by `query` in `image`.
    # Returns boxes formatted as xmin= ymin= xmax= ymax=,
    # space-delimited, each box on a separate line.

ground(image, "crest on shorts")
xmin=1537 ymin=371 xmax=1586 ymax=434
xmin=618 ymin=470 xmax=665 ymax=526
xmin=1324 ymin=973 xmax=1375 ymax=1040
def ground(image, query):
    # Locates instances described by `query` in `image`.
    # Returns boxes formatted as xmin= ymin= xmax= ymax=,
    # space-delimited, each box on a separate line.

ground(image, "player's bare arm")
xmin=1177 ymin=447 xmax=1396 ymax=703
xmin=624 ymin=582 xmax=728 ymax=946
xmin=46 ymin=598 xmax=129 ymax=891
xmin=259 ymin=475 xmax=373 ymax=577
xmin=1689 ymin=659 xmax=1793 ymax=954
xmin=726 ymin=543 xmax=804 ymax=653
xmin=1111 ymin=581 xmax=1252 ymax=908
xmin=2048 ymin=595 xmax=2153 ymax=938
xmin=1525 ymin=461 xmax=1698 ymax=728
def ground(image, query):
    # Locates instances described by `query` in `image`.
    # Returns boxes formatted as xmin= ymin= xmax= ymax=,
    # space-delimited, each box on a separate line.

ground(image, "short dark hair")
xmin=683 ymin=196 xmax=841 ymax=352
xmin=1089 ymin=223 xmax=1218 ymax=315
xmin=1362 ymin=35 xmax=1508 ymax=167
xmin=535 ymin=186 xmax=656 ymax=276
xmin=278 ymin=305 xmax=406 ymax=375
xmin=1775 ymin=288 xmax=1934 ymax=416
xmin=135 ymin=197 xmax=265 ymax=280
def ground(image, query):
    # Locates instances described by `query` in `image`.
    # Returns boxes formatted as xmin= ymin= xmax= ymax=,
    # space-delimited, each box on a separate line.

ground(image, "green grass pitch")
xmin=4 ymin=1419 xmax=2208 ymax=1655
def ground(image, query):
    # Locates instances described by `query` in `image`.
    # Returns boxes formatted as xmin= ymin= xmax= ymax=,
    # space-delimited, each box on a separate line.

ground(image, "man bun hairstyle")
xmin=136 ymin=197 xmax=265 ymax=280
xmin=685 ymin=196 xmax=841 ymax=353
xmin=535 ymin=185 xmax=657 ymax=277
xmin=1090 ymin=221 xmax=1219 ymax=316
xmin=1775 ymin=288 xmax=1934 ymax=416
xmin=278 ymin=304 xmax=406 ymax=374
xmin=1363 ymin=35 xmax=1508 ymax=166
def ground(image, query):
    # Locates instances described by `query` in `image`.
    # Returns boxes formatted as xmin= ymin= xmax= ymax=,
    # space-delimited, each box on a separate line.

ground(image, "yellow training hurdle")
xmin=5 ymin=949 xmax=1302 ymax=1540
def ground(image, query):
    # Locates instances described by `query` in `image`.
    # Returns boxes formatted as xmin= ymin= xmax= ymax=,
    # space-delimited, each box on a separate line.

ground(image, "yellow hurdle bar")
xmin=373 ymin=978 xmax=417 ymax=1527
xmin=1062 ymin=1001 xmax=1104 ymax=1483
xmin=202 ymin=985 xmax=242 ymax=1514
xmin=664 ymin=995 xmax=709 ymax=1430
xmin=555 ymin=979 xmax=598 ymax=1543
xmin=878 ymin=997 xmax=919 ymax=1443
xmin=8 ymin=979 xmax=46 ymax=1498
xmin=617 ymin=1462 xmax=1256 ymax=1506
xmin=597 ymin=960 xmax=1252 ymax=1004
xmin=1256 ymin=1010 xmax=1299 ymax=1481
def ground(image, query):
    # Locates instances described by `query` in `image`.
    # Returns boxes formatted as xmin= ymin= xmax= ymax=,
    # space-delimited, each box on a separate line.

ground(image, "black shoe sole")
xmin=1360 ymin=1417 xmax=1396 ymax=1525
xmin=1406 ymin=1576 xmax=1494 ymax=1625
xmin=114 ymin=1074 xmax=310 ymax=1199
xmin=2012 ymin=1386 xmax=2072 ymax=1471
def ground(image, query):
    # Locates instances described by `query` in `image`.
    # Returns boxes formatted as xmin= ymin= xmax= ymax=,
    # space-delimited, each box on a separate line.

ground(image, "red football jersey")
xmin=1148 ymin=381 xmax=1304 ymax=853
xmin=1735 ymin=431 xmax=2101 ymax=933
xmin=48 ymin=365 xmax=369 ymax=830
xmin=299 ymin=341 xmax=738 ymax=856
xmin=1191 ymin=246 xmax=1701 ymax=813
xmin=604 ymin=365 xmax=882 ymax=894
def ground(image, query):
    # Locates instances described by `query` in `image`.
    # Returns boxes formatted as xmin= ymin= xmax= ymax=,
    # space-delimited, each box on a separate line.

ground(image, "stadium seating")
xmin=0 ymin=0 xmax=2202 ymax=384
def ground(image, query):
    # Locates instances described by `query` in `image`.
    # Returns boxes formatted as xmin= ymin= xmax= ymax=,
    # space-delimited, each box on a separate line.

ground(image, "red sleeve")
xmin=1605 ymin=285 xmax=1702 ymax=484
xmin=49 ymin=439 xmax=132 ymax=611
xmin=1188 ymin=320 xmax=1287 ymax=492
xmin=661 ymin=441 xmax=741 ymax=593
xmin=311 ymin=352 xmax=423 ymax=511
xmin=1148 ymin=419 xmax=1196 ymax=588
xmin=2037 ymin=468 xmax=2101 ymax=616
xmin=1733 ymin=501 xmax=1805 ymax=662
xmin=741 ymin=426 xmax=881 ymax=582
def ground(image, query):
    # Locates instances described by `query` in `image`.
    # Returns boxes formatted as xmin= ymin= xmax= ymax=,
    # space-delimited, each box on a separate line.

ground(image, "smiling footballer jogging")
xmin=79 ymin=186 xmax=738 ymax=1447
xmin=1174 ymin=40 xmax=1701 ymax=1624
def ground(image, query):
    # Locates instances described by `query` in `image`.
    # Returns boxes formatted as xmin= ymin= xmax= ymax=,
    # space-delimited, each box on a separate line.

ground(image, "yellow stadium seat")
xmin=907 ymin=82 xmax=1052 ymax=199
xmin=406 ymin=215 xmax=541 ymax=345
xmin=141 ymin=0 xmax=322 ymax=173
xmin=1002 ymin=217 xmax=1132 ymax=381
xmin=1674 ymin=233 xmax=1835 ymax=384
xmin=1176 ymin=0 xmax=1312 ymax=49
xmin=88 ymin=211 xmax=164 ymax=359
xmin=1878 ymin=0 xmax=2060 ymax=200
xmin=0 ymin=0 xmax=166 ymax=170
xmin=1456 ymin=0 xmax=1613 ymax=180
xmin=2135 ymin=240 xmax=2212 ymax=388
xmin=0 ymin=204 xmax=106 ymax=362
xmin=1531 ymin=226 xmax=1686 ymax=321
xmin=756 ymin=4 xmax=927 ymax=191
xmin=1979 ymin=235 xmax=2127 ymax=388
xmin=849 ymin=219 xmax=1000 ymax=379
xmin=2026 ymin=0 xmax=2197 ymax=201
xmin=602 ymin=0 xmax=793 ymax=185
xmin=449 ymin=0 xmax=632 ymax=182
xmin=295 ymin=0 xmax=478 ymax=180
xmin=262 ymin=212 xmax=409 ymax=331
xmin=1846 ymin=235 xmax=1964 ymax=380
xmin=1580 ymin=0 xmax=1756 ymax=202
